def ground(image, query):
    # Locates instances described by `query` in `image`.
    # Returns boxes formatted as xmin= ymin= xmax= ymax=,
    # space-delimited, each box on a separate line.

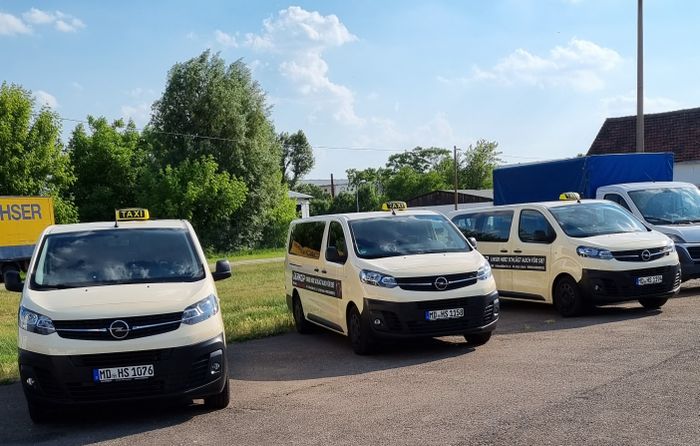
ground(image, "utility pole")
xmin=636 ymin=0 xmax=644 ymax=152
xmin=454 ymin=145 xmax=458 ymax=211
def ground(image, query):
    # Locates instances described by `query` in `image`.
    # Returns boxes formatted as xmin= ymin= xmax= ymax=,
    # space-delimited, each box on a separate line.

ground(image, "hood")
xmin=654 ymin=224 xmax=700 ymax=243
xmin=24 ymin=280 xmax=213 ymax=320
xmin=578 ymin=231 xmax=670 ymax=251
xmin=356 ymin=251 xmax=484 ymax=277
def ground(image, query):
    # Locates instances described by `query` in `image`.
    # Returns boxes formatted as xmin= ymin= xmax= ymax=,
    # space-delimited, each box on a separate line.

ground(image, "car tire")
xmin=464 ymin=332 xmax=492 ymax=346
xmin=26 ymin=399 xmax=51 ymax=424
xmin=204 ymin=379 xmax=230 ymax=410
xmin=347 ymin=306 xmax=374 ymax=355
xmin=292 ymin=296 xmax=313 ymax=334
xmin=553 ymin=276 xmax=585 ymax=317
xmin=639 ymin=297 xmax=668 ymax=310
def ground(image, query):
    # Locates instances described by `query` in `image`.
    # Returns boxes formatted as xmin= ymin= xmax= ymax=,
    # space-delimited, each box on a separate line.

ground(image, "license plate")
xmin=636 ymin=275 xmax=663 ymax=286
xmin=425 ymin=308 xmax=464 ymax=321
xmin=93 ymin=364 xmax=154 ymax=383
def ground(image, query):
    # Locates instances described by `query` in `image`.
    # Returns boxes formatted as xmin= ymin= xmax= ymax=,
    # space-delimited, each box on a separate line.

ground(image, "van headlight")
xmin=18 ymin=306 xmax=56 ymax=335
xmin=182 ymin=295 xmax=219 ymax=325
xmin=661 ymin=240 xmax=676 ymax=254
xmin=360 ymin=270 xmax=398 ymax=288
xmin=576 ymin=246 xmax=613 ymax=260
xmin=477 ymin=261 xmax=492 ymax=280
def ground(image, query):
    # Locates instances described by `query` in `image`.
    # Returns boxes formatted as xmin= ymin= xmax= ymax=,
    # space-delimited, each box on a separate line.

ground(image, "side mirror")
xmin=4 ymin=270 xmax=24 ymax=292
xmin=212 ymin=260 xmax=232 ymax=281
xmin=468 ymin=237 xmax=478 ymax=249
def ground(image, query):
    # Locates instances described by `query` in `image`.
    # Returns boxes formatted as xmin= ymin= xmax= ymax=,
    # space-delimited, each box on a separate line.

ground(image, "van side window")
xmin=326 ymin=221 xmax=348 ymax=264
xmin=519 ymin=210 xmax=556 ymax=244
xmin=452 ymin=211 xmax=513 ymax=242
xmin=603 ymin=193 xmax=632 ymax=212
xmin=288 ymin=221 xmax=326 ymax=259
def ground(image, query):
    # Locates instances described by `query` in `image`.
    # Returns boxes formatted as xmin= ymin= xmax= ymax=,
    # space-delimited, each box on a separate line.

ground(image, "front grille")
xmin=54 ymin=312 xmax=183 ymax=341
xmin=34 ymin=367 xmax=65 ymax=398
xmin=66 ymin=380 xmax=165 ymax=401
xmin=396 ymin=272 xmax=478 ymax=291
xmin=687 ymin=246 xmax=700 ymax=260
xmin=405 ymin=297 xmax=495 ymax=335
xmin=185 ymin=353 xmax=211 ymax=389
xmin=611 ymin=247 xmax=669 ymax=262
xmin=382 ymin=311 xmax=402 ymax=331
xmin=70 ymin=349 xmax=170 ymax=368
xmin=591 ymin=266 xmax=679 ymax=297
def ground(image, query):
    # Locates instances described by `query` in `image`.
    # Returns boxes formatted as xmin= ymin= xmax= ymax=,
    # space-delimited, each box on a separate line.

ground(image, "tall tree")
xmin=461 ymin=139 xmax=502 ymax=189
xmin=279 ymin=130 xmax=314 ymax=188
xmin=386 ymin=146 xmax=451 ymax=174
xmin=0 ymin=82 xmax=77 ymax=222
xmin=148 ymin=51 xmax=287 ymax=249
xmin=68 ymin=117 xmax=144 ymax=221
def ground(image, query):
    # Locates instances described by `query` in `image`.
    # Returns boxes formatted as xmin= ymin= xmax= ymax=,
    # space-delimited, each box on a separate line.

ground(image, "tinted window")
xmin=349 ymin=214 xmax=470 ymax=259
xmin=326 ymin=221 xmax=348 ymax=264
xmin=603 ymin=193 xmax=631 ymax=212
xmin=31 ymin=229 xmax=204 ymax=289
xmin=288 ymin=221 xmax=326 ymax=259
xmin=518 ymin=210 xmax=556 ymax=244
xmin=549 ymin=202 xmax=647 ymax=237
xmin=452 ymin=211 xmax=513 ymax=242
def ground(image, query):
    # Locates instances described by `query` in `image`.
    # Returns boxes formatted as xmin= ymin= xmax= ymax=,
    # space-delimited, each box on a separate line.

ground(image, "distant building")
xmin=587 ymin=107 xmax=700 ymax=185
xmin=288 ymin=191 xmax=312 ymax=219
xmin=298 ymin=178 xmax=351 ymax=197
xmin=406 ymin=189 xmax=494 ymax=208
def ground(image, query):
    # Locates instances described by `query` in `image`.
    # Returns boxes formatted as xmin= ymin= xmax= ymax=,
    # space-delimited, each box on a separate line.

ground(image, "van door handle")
xmin=513 ymin=250 xmax=523 ymax=253
xmin=321 ymin=269 xmax=327 ymax=274
xmin=314 ymin=268 xmax=320 ymax=272
xmin=500 ymin=249 xmax=508 ymax=253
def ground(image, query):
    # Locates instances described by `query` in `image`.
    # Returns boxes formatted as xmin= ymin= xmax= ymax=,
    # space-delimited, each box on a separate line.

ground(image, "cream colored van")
xmin=450 ymin=198 xmax=680 ymax=317
xmin=4 ymin=209 xmax=232 ymax=423
xmin=284 ymin=204 xmax=499 ymax=354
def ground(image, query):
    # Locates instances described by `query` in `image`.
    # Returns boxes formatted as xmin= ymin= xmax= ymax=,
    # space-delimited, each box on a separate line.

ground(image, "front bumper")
xmin=579 ymin=264 xmax=681 ymax=303
xmin=363 ymin=291 xmax=499 ymax=339
xmin=19 ymin=334 xmax=227 ymax=406
xmin=675 ymin=245 xmax=700 ymax=281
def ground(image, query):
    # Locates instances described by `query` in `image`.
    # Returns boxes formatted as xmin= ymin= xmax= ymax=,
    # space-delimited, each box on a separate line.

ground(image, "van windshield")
xmin=348 ymin=214 xmax=471 ymax=259
xmin=549 ymin=202 xmax=647 ymax=238
xmin=628 ymin=187 xmax=700 ymax=225
xmin=31 ymin=228 xmax=205 ymax=289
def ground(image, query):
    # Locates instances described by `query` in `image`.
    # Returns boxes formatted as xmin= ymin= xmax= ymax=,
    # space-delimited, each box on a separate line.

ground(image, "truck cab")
xmin=597 ymin=181 xmax=700 ymax=281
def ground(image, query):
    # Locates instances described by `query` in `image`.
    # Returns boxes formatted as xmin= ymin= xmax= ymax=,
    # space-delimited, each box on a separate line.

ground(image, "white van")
xmin=4 ymin=209 xmax=232 ymax=423
xmin=450 ymin=198 xmax=680 ymax=317
xmin=284 ymin=204 xmax=499 ymax=354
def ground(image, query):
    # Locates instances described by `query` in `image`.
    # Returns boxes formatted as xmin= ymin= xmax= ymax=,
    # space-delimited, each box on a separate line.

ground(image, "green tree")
xmin=461 ymin=139 xmax=502 ymax=189
xmin=0 ymin=82 xmax=77 ymax=223
xmin=279 ymin=130 xmax=314 ymax=188
xmin=138 ymin=156 xmax=247 ymax=249
xmin=148 ymin=51 xmax=286 ymax=249
xmin=293 ymin=183 xmax=332 ymax=216
xmin=68 ymin=117 xmax=144 ymax=221
xmin=384 ymin=167 xmax=448 ymax=201
xmin=386 ymin=146 xmax=451 ymax=174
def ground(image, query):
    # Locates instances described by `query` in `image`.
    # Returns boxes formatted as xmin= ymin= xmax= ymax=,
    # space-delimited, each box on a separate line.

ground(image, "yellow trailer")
xmin=0 ymin=196 xmax=55 ymax=279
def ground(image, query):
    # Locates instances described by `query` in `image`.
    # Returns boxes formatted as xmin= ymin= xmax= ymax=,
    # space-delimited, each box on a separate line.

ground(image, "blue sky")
xmin=2 ymin=1 xmax=699 ymax=179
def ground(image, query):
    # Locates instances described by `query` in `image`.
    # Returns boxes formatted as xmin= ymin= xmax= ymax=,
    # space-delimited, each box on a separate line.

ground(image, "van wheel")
xmin=204 ymin=379 xmax=230 ymax=409
xmin=347 ymin=306 xmax=374 ymax=355
xmin=554 ymin=276 xmax=585 ymax=317
xmin=26 ymin=399 xmax=51 ymax=424
xmin=292 ymin=296 xmax=313 ymax=334
xmin=464 ymin=332 xmax=492 ymax=346
xmin=639 ymin=297 xmax=668 ymax=310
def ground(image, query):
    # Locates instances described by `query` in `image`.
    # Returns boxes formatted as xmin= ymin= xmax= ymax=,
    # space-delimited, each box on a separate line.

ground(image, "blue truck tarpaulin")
xmin=493 ymin=152 xmax=674 ymax=205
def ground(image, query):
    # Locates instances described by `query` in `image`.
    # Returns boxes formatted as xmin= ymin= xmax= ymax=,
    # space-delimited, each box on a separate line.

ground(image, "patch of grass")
xmin=0 ymin=261 xmax=291 ymax=384
xmin=207 ymin=248 xmax=285 ymax=262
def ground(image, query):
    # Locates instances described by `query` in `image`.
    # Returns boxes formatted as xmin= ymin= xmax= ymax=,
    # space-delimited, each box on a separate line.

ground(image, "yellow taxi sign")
xmin=559 ymin=192 xmax=581 ymax=201
xmin=381 ymin=201 xmax=408 ymax=211
xmin=115 ymin=208 xmax=150 ymax=221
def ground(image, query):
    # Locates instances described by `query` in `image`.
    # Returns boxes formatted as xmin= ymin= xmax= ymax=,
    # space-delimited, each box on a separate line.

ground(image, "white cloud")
xmin=601 ymin=93 xmax=682 ymax=117
xmin=120 ymin=103 xmax=151 ymax=126
xmin=34 ymin=90 xmax=58 ymax=109
xmin=214 ymin=30 xmax=237 ymax=47
xmin=245 ymin=6 xmax=361 ymax=126
xmin=20 ymin=8 xmax=85 ymax=33
xmin=0 ymin=12 xmax=31 ymax=35
xmin=452 ymin=38 xmax=622 ymax=92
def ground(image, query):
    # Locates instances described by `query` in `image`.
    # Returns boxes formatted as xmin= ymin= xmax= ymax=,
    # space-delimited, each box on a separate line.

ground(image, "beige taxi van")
xmin=285 ymin=203 xmax=499 ymax=354
xmin=450 ymin=197 xmax=680 ymax=317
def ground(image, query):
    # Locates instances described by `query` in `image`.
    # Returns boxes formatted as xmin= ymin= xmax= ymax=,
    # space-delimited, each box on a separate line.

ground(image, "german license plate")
xmin=636 ymin=275 xmax=663 ymax=286
xmin=93 ymin=364 xmax=154 ymax=383
xmin=425 ymin=308 xmax=464 ymax=321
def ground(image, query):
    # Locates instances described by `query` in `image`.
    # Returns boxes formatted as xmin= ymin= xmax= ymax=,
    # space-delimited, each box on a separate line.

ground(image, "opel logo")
xmin=109 ymin=320 xmax=130 ymax=340
xmin=641 ymin=250 xmax=651 ymax=261
xmin=434 ymin=276 xmax=449 ymax=291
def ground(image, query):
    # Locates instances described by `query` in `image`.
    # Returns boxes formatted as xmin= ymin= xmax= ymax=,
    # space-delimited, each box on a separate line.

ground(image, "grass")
xmin=208 ymin=248 xmax=286 ymax=262
xmin=0 ymin=261 xmax=291 ymax=384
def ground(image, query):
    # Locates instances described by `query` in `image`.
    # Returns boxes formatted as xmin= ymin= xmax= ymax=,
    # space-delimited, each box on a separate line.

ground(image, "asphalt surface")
xmin=2 ymin=285 xmax=700 ymax=445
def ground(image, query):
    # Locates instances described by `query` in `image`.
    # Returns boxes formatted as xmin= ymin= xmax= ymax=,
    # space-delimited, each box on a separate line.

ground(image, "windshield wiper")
xmin=35 ymin=284 xmax=77 ymax=290
xmin=644 ymin=217 xmax=674 ymax=224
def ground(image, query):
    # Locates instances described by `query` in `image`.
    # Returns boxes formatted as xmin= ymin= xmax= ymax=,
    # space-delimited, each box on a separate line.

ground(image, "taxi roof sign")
xmin=115 ymin=208 xmax=150 ymax=221
xmin=381 ymin=201 xmax=408 ymax=211
xmin=559 ymin=192 xmax=581 ymax=201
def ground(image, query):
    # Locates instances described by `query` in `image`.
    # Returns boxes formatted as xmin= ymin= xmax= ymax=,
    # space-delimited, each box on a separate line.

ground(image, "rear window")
xmin=288 ymin=221 xmax=326 ymax=259
xmin=452 ymin=211 xmax=513 ymax=242
xmin=31 ymin=228 xmax=204 ymax=289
